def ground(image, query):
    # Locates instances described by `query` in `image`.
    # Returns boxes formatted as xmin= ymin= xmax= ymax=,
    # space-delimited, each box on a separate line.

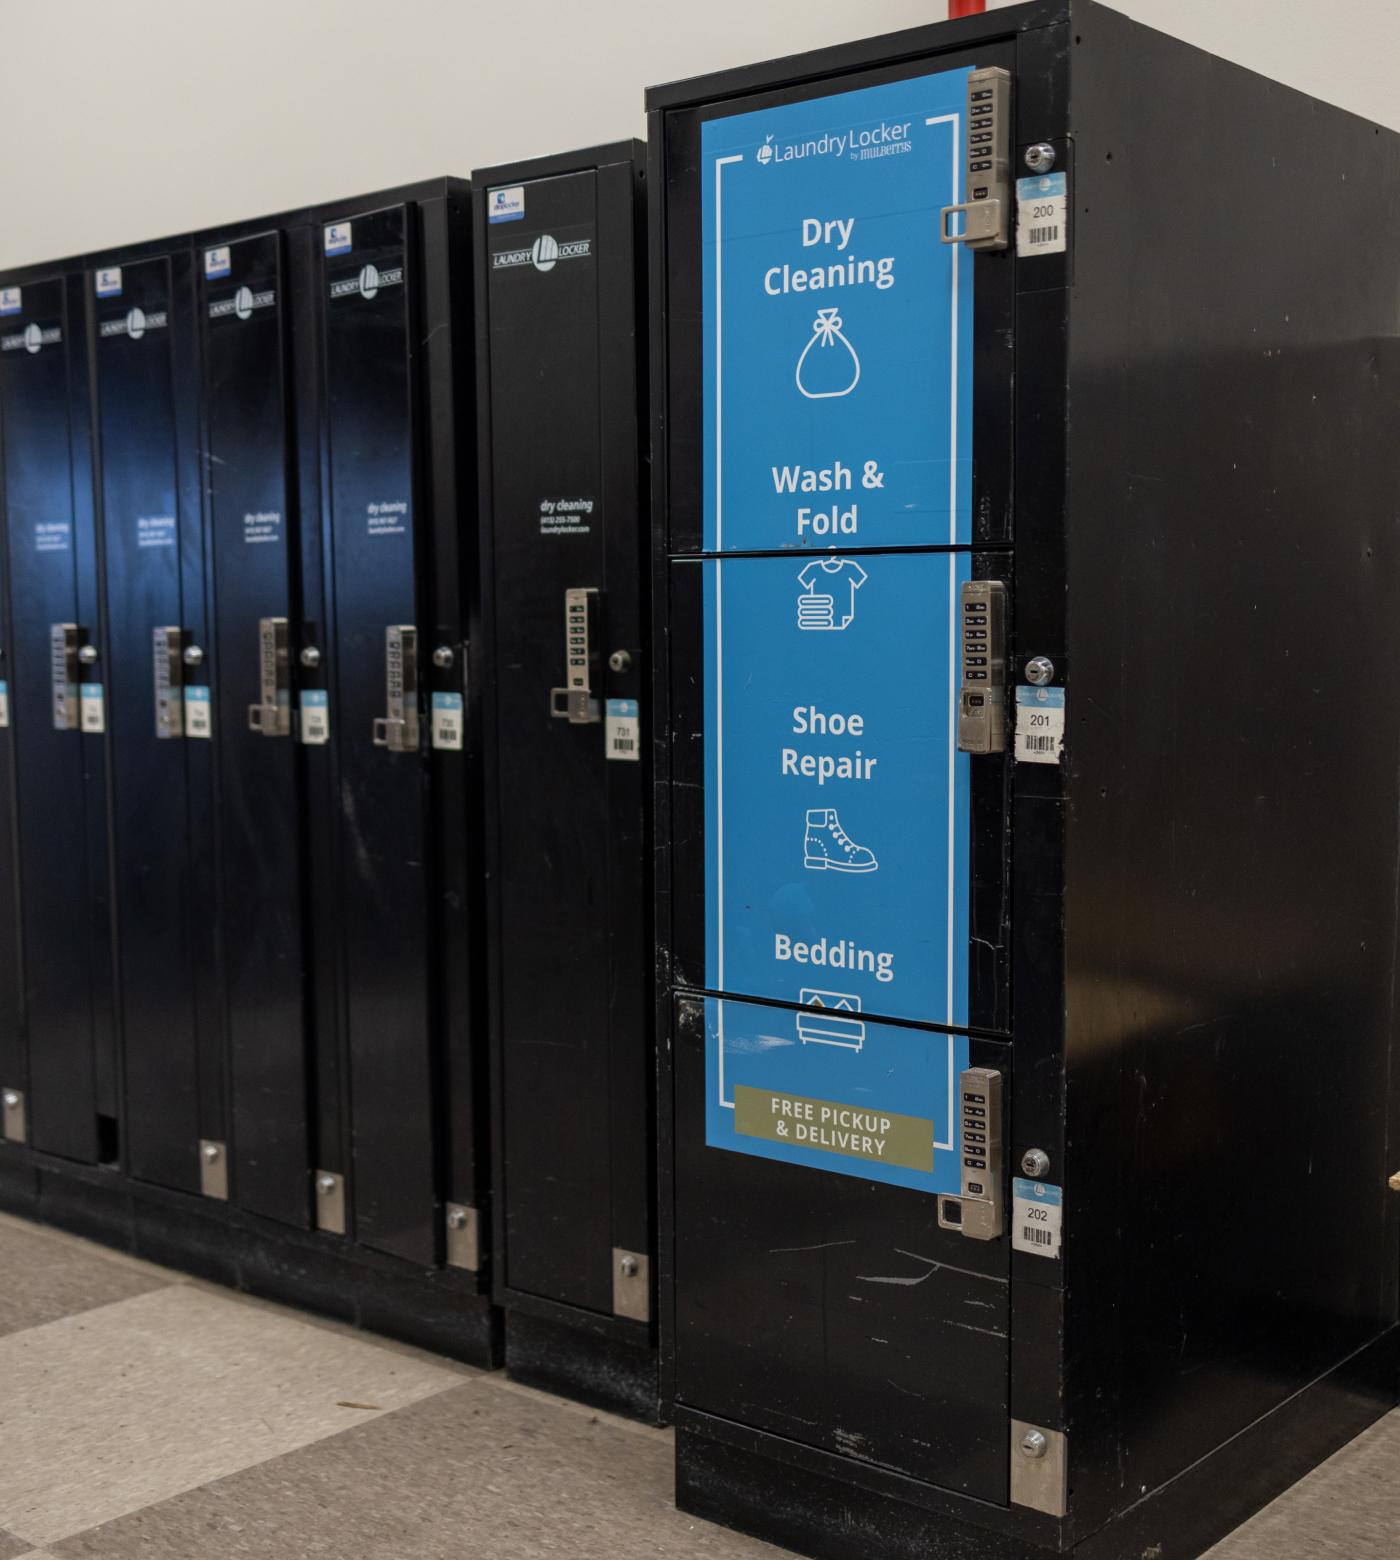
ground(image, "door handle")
xmin=550 ymin=586 xmax=601 ymax=725
xmin=152 ymin=625 xmax=188 ymax=739
xmin=247 ymin=616 xmax=292 ymax=736
xmin=372 ymin=624 xmax=419 ymax=752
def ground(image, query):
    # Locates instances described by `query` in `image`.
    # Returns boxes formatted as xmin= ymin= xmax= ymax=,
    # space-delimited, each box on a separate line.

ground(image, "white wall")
xmin=0 ymin=0 xmax=1395 ymax=269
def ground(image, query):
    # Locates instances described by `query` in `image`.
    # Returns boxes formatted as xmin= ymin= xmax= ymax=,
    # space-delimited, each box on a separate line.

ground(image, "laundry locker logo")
xmin=328 ymin=262 xmax=405 ymax=302
xmin=491 ymin=232 xmax=593 ymax=273
xmin=208 ymin=286 xmax=276 ymax=322
xmin=1 ymin=322 xmax=61 ymax=355
xmin=98 ymin=307 xmax=168 ymax=340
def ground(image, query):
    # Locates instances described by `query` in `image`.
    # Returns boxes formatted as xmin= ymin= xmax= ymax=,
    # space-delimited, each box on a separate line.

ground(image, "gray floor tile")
xmin=52 ymin=1379 xmax=785 ymax=1559
xmin=0 ymin=1219 xmax=174 ymax=1340
xmin=0 ymin=1284 xmax=461 ymax=1548
xmin=1205 ymin=1408 xmax=1400 ymax=1559
xmin=0 ymin=1533 xmax=32 ymax=1560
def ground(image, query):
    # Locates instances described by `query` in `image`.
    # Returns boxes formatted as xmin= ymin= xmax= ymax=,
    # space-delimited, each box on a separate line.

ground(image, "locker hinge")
xmin=444 ymin=1203 xmax=479 ymax=1271
xmin=2 ymin=1088 xmax=27 ymax=1144
xmin=613 ymin=1248 xmax=650 ymax=1323
xmin=314 ymin=1170 xmax=347 ymax=1235
xmin=199 ymin=1140 xmax=229 ymax=1200
xmin=1010 ymin=1421 xmax=1068 ymax=1517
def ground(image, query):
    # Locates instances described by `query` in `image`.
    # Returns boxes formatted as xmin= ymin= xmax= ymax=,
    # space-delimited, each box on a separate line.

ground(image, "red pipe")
xmin=949 ymin=0 xmax=986 ymax=16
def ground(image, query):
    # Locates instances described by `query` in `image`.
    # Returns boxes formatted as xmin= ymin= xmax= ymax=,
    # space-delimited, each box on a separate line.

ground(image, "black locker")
xmin=0 ymin=274 xmax=108 ymax=1163
xmin=473 ymin=145 xmax=656 ymax=1417
xmin=648 ymin=5 xmax=1400 ymax=1560
xmin=198 ymin=230 xmax=311 ymax=1225
xmin=90 ymin=249 xmax=211 ymax=1194
xmin=306 ymin=183 xmax=487 ymax=1277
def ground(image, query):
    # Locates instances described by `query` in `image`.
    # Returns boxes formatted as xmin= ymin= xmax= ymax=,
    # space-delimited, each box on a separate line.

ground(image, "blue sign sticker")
xmin=706 ymin=995 xmax=967 ymax=1193
xmin=702 ymin=67 xmax=974 ymax=553
xmin=703 ymin=550 xmax=970 ymax=1028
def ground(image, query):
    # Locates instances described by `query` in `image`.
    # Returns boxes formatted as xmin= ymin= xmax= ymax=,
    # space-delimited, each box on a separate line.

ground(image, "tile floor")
xmin=0 ymin=1211 xmax=1394 ymax=1558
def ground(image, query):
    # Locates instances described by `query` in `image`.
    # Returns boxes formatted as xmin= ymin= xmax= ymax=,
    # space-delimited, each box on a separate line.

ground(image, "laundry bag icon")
xmin=795 ymin=308 xmax=861 ymax=400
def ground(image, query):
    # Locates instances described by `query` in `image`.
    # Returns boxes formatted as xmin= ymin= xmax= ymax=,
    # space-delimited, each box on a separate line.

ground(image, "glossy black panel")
xmin=0 ymin=277 xmax=98 ymax=1161
xmin=93 ymin=254 xmax=202 ymax=1193
xmin=479 ymin=153 xmax=650 ymax=1320
xmin=320 ymin=203 xmax=434 ymax=1263
xmin=201 ymin=232 xmax=310 ymax=1226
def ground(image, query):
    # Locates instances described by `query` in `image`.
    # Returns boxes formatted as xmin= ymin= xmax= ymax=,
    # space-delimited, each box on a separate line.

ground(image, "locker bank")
xmin=647 ymin=3 xmax=1400 ymax=1558
xmin=0 ymin=180 xmax=497 ymax=1366
xmin=473 ymin=143 xmax=658 ymax=1418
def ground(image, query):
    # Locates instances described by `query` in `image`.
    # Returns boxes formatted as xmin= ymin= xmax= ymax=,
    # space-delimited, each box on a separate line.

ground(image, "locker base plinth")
xmin=674 ymin=1329 xmax=1400 ymax=1560
xmin=505 ymin=1306 xmax=662 ymax=1425
xmin=0 ymin=1145 xmax=502 ymax=1369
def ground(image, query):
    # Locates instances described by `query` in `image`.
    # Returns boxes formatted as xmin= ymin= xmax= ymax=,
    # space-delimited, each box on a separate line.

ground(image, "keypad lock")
xmin=247 ymin=617 xmax=292 ymax=737
xmin=957 ymin=579 xmax=1007 ymax=754
xmin=937 ymin=1067 xmax=1005 ymax=1241
xmin=940 ymin=67 xmax=1013 ymax=251
xmin=372 ymin=625 xmax=420 ymax=752
xmin=152 ymin=626 xmax=188 ymax=739
xmin=50 ymin=622 xmax=80 ymax=730
xmin=551 ymin=586 xmax=601 ymax=725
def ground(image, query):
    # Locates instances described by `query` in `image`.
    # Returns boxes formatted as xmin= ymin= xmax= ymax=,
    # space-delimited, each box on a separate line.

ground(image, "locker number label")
xmin=1016 ymin=173 xmax=1067 ymax=257
xmin=606 ymin=698 xmax=640 ymax=762
xmin=0 ymin=679 xmax=9 ymax=727
xmin=1015 ymin=685 xmax=1064 ymax=765
xmin=1012 ymin=1178 xmax=1062 ymax=1259
xmin=431 ymin=691 xmax=463 ymax=751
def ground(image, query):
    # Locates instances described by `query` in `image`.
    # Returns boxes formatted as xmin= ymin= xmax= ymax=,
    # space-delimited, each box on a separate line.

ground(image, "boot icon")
xmin=803 ymin=808 xmax=879 ymax=874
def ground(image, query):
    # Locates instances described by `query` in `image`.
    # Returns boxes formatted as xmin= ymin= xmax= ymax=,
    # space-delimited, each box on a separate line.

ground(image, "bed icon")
xmin=796 ymin=989 xmax=865 ymax=1051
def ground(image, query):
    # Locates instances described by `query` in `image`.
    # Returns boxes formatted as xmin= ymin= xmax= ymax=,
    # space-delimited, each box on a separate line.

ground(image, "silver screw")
xmin=446 ymin=1208 xmax=468 ymax=1230
xmin=432 ymin=646 xmax=454 ymax=670
xmin=202 ymin=1143 xmax=221 ymax=1163
xmin=1021 ymin=1148 xmax=1051 ymax=1179
xmin=1024 ymin=143 xmax=1056 ymax=174
xmin=619 ymin=1255 xmax=640 ymax=1278
xmin=2 ymin=1090 xmax=19 ymax=1108
xmin=300 ymin=646 xmax=322 ymax=669
xmin=317 ymin=1174 xmax=338 ymax=1195
xmin=1020 ymin=1429 xmax=1049 ymax=1459
xmin=78 ymin=644 xmax=99 ymax=666
xmin=183 ymin=644 xmax=205 ymax=668
xmin=608 ymin=649 xmax=632 ymax=674
xmin=1025 ymin=656 xmax=1055 ymax=686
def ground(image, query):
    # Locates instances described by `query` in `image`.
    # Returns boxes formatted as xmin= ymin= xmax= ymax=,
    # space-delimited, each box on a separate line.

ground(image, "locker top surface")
xmin=471 ymin=140 xmax=644 ymax=194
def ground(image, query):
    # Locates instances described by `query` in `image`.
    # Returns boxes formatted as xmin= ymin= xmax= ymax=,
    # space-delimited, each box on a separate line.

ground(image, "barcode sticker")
xmin=1015 ymin=685 xmax=1064 ymax=765
xmin=80 ymin=683 xmax=105 ymax=734
xmin=1016 ymin=172 xmax=1068 ymax=257
xmin=431 ymin=691 xmax=464 ymax=751
xmin=1013 ymin=1178 xmax=1063 ymax=1260
xmin=0 ymin=679 xmax=9 ymax=727
xmin=606 ymin=698 xmax=640 ymax=762
xmin=300 ymin=689 xmax=329 ymax=746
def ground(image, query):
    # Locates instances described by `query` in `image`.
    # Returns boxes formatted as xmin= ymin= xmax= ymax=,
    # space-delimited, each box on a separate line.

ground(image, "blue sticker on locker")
xmin=706 ymin=995 xmax=967 ymax=1194
xmin=701 ymin=67 xmax=974 ymax=552
xmin=703 ymin=551 xmax=970 ymax=1028
xmin=324 ymin=222 xmax=352 ymax=255
xmin=1013 ymin=1178 xmax=1063 ymax=1207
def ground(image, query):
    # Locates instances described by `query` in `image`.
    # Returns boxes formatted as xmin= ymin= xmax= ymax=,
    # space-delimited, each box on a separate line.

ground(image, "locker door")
xmin=0 ymin=277 xmax=97 ymax=1160
xmin=483 ymin=163 xmax=649 ymax=1314
xmin=320 ymin=206 xmax=436 ymax=1262
xmin=93 ymin=255 xmax=203 ymax=1192
xmin=201 ymin=233 xmax=310 ymax=1225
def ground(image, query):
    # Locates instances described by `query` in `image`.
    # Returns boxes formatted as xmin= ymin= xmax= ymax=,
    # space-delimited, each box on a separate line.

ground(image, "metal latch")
xmin=247 ymin=616 xmax=292 ymax=736
xmin=958 ymin=579 xmax=1007 ymax=754
xmin=153 ymin=625 xmax=188 ymax=739
xmin=1010 ymin=1421 xmax=1068 ymax=1517
xmin=199 ymin=1140 xmax=229 ymax=1200
xmin=372 ymin=625 xmax=419 ymax=752
xmin=445 ymin=1203 xmax=479 ymax=1271
xmin=613 ymin=1248 xmax=650 ymax=1322
xmin=941 ymin=67 xmax=1013 ymax=252
xmin=314 ymin=1170 xmax=347 ymax=1235
xmin=51 ymin=623 xmax=80 ymax=730
xmin=937 ymin=1066 xmax=1005 ymax=1241
xmin=1 ymin=1088 xmax=26 ymax=1144
xmin=551 ymin=586 xmax=601 ymax=724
